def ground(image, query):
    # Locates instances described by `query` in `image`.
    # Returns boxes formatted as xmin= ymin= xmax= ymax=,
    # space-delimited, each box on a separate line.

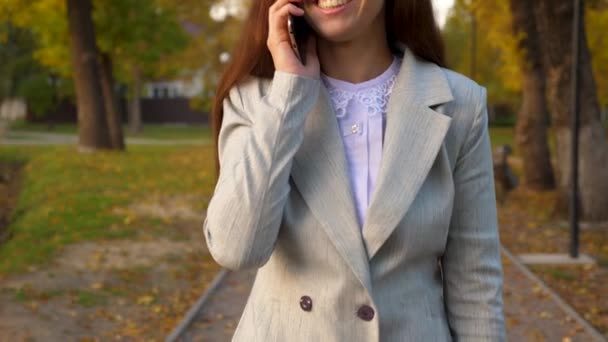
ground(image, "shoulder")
xmin=435 ymin=67 xmax=489 ymax=164
xmin=441 ymin=67 xmax=487 ymax=117
xmin=225 ymin=76 xmax=272 ymax=111
xmin=225 ymin=72 xmax=319 ymax=118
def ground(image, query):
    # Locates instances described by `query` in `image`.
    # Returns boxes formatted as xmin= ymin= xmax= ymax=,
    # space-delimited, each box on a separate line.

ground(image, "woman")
xmin=203 ymin=0 xmax=506 ymax=340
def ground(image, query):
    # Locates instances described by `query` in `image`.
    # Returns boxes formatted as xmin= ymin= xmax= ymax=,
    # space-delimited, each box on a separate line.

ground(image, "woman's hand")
xmin=267 ymin=0 xmax=320 ymax=79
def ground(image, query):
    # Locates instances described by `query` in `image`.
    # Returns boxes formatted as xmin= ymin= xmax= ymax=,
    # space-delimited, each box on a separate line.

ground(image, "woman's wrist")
xmin=265 ymin=70 xmax=321 ymax=114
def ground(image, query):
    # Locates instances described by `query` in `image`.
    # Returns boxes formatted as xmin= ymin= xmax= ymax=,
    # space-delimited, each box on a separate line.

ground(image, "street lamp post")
xmin=570 ymin=0 xmax=582 ymax=258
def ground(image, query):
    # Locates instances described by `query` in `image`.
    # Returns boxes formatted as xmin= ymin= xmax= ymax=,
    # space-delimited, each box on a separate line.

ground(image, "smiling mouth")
xmin=316 ymin=0 xmax=352 ymax=9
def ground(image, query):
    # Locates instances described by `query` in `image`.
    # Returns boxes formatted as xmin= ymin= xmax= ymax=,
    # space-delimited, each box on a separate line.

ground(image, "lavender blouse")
xmin=321 ymin=56 xmax=402 ymax=228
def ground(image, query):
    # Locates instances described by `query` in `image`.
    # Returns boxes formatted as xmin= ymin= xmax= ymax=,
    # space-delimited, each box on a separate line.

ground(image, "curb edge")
xmin=501 ymin=245 xmax=607 ymax=341
xmin=165 ymin=268 xmax=231 ymax=342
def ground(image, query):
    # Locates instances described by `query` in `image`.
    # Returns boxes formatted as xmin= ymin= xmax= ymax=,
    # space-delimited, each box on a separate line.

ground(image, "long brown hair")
xmin=211 ymin=0 xmax=445 ymax=172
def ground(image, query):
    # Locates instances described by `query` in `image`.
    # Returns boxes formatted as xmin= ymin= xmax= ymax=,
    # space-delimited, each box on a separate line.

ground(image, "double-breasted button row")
xmin=299 ymin=296 xmax=375 ymax=321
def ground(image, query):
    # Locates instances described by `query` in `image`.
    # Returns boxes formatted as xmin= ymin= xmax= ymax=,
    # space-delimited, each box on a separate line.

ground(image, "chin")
xmin=304 ymin=11 xmax=359 ymax=42
xmin=313 ymin=23 xmax=359 ymax=43
xmin=304 ymin=0 xmax=382 ymax=43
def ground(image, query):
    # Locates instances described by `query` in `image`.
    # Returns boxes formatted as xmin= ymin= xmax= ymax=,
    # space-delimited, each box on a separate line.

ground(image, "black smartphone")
xmin=287 ymin=14 xmax=310 ymax=65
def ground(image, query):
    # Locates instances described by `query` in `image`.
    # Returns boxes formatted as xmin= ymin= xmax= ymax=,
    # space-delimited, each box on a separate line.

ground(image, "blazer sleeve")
xmin=203 ymin=71 xmax=320 ymax=270
xmin=442 ymin=86 xmax=506 ymax=341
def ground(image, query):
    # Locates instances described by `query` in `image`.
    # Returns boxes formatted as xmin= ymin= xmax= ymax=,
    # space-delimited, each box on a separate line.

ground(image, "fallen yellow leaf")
xmin=90 ymin=282 xmax=103 ymax=290
xmin=136 ymin=295 xmax=155 ymax=306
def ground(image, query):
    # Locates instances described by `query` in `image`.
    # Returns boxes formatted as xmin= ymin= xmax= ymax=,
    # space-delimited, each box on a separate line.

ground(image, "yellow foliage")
xmin=587 ymin=7 xmax=608 ymax=107
xmin=3 ymin=0 xmax=70 ymax=75
xmin=444 ymin=0 xmax=521 ymax=105
xmin=445 ymin=0 xmax=607 ymax=109
xmin=136 ymin=294 xmax=155 ymax=306
xmin=470 ymin=0 xmax=522 ymax=92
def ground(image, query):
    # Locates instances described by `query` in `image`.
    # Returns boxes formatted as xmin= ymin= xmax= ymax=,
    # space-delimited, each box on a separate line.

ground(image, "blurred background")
xmin=0 ymin=0 xmax=606 ymax=341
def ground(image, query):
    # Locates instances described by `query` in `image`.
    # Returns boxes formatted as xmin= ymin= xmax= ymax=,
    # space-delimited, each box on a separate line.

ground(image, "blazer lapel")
xmin=361 ymin=47 xmax=454 ymax=259
xmin=290 ymin=45 xmax=455 ymax=288
xmin=291 ymin=85 xmax=372 ymax=291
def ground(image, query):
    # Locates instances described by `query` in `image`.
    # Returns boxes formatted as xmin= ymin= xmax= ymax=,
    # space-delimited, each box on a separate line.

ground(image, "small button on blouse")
xmin=322 ymin=57 xmax=402 ymax=228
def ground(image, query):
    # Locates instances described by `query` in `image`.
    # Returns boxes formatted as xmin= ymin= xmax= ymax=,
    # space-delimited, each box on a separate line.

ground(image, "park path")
xmin=1 ymin=131 xmax=208 ymax=146
xmin=175 ymin=250 xmax=604 ymax=342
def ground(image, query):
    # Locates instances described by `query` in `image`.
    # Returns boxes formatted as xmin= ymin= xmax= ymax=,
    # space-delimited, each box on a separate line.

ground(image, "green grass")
xmin=9 ymin=121 xmax=210 ymax=141
xmin=489 ymin=126 xmax=516 ymax=153
xmin=13 ymin=287 xmax=28 ymax=302
xmin=0 ymin=144 xmax=218 ymax=275
xmin=12 ymin=286 xmax=65 ymax=302
xmin=488 ymin=126 xmax=565 ymax=158
xmin=75 ymin=290 xmax=107 ymax=307
xmin=548 ymin=269 xmax=577 ymax=281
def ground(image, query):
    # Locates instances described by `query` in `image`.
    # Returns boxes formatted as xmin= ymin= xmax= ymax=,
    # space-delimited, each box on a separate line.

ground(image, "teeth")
xmin=317 ymin=0 xmax=349 ymax=9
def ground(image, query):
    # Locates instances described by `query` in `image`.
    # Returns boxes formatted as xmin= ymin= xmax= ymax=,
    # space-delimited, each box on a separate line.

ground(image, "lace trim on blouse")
xmin=324 ymin=73 xmax=398 ymax=118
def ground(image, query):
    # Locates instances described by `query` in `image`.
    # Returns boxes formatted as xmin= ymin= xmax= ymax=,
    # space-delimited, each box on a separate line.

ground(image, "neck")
xmin=317 ymin=17 xmax=393 ymax=83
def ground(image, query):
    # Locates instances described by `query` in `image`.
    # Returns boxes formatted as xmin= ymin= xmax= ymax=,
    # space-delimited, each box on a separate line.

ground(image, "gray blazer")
xmin=203 ymin=46 xmax=506 ymax=341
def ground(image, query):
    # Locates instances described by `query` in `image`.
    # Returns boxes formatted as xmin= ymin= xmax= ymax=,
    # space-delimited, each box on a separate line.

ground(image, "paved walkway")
xmin=1 ymin=131 xmax=208 ymax=146
xmin=500 ymin=254 xmax=600 ymax=341
xmin=177 ymin=269 xmax=256 ymax=342
xmin=176 ymin=251 xmax=604 ymax=342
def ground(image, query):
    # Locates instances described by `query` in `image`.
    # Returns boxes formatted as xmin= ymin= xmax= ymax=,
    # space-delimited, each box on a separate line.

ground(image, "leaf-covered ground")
xmin=498 ymin=185 xmax=608 ymax=337
xmin=0 ymin=238 xmax=221 ymax=340
xmin=0 ymin=161 xmax=24 ymax=245
xmin=0 ymin=145 xmax=221 ymax=340
xmin=8 ymin=122 xmax=211 ymax=141
xmin=0 ymin=145 xmax=217 ymax=275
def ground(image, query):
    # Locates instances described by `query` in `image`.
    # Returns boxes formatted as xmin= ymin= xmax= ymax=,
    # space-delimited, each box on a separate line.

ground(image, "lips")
xmin=316 ymin=0 xmax=352 ymax=9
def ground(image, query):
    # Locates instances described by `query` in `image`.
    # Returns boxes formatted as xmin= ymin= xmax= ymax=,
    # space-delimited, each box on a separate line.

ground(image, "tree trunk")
xmin=66 ymin=0 xmax=111 ymax=151
xmin=128 ymin=67 xmax=143 ymax=134
xmin=535 ymin=0 xmax=608 ymax=221
xmin=509 ymin=0 xmax=555 ymax=190
xmin=99 ymin=53 xmax=125 ymax=150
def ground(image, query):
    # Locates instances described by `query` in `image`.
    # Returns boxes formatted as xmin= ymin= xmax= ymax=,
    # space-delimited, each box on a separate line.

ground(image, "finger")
xmin=268 ymin=4 xmax=305 ymax=42
xmin=269 ymin=0 xmax=302 ymax=14
xmin=273 ymin=3 xmax=305 ymax=22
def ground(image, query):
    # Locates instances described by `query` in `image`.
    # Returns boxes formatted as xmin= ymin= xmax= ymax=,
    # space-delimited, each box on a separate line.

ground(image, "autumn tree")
xmin=444 ymin=0 xmax=608 ymax=212
xmin=158 ymin=0 xmax=245 ymax=111
xmin=534 ymin=0 xmax=608 ymax=220
xmin=0 ymin=23 xmax=55 ymax=117
xmin=587 ymin=2 xmax=608 ymax=109
xmin=508 ymin=0 xmax=555 ymax=190
xmin=93 ymin=0 xmax=189 ymax=134
xmin=2 ymin=0 xmax=190 ymax=143
xmin=443 ymin=0 xmax=521 ymax=107
xmin=443 ymin=0 xmax=556 ymax=190
xmin=3 ymin=0 xmax=119 ymax=149
xmin=66 ymin=0 xmax=111 ymax=150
